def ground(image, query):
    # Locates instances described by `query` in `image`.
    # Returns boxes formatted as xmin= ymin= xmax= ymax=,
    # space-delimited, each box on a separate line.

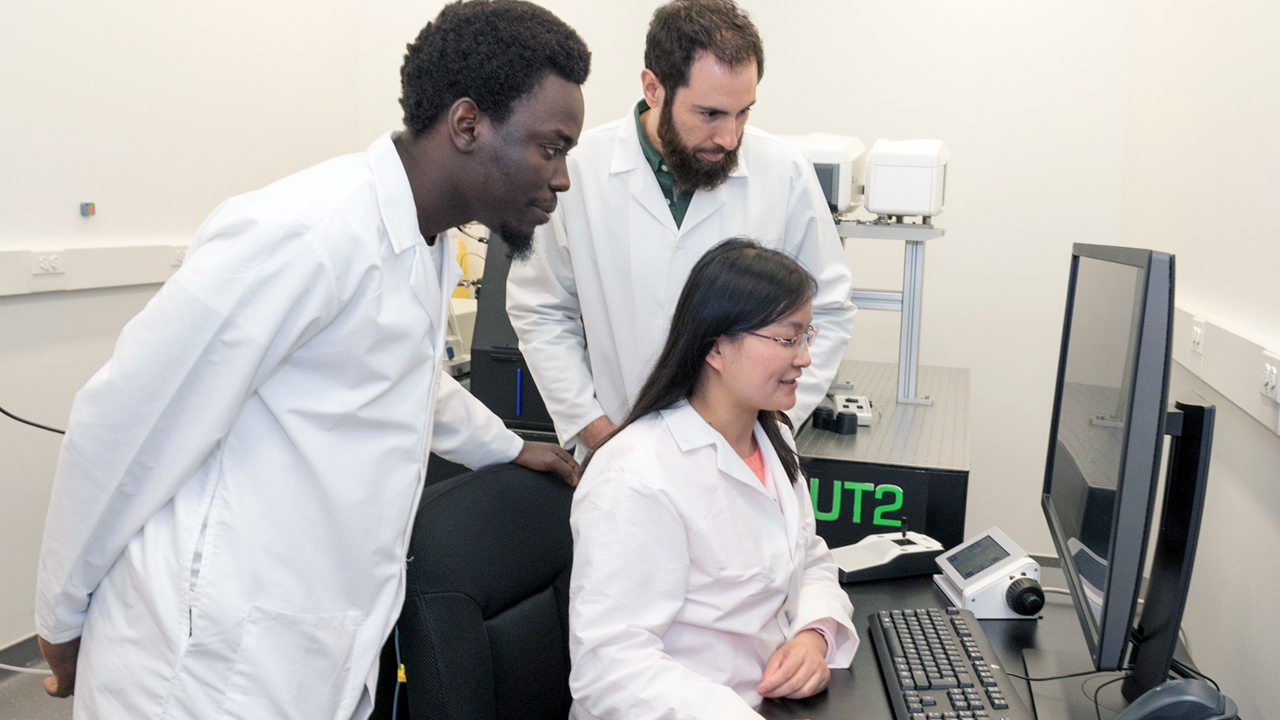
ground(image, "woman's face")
xmin=710 ymin=301 xmax=814 ymax=413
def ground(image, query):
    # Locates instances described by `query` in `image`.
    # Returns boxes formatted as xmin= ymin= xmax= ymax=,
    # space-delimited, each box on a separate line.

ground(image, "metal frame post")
xmin=838 ymin=219 xmax=943 ymax=406
xmin=897 ymin=240 xmax=932 ymax=405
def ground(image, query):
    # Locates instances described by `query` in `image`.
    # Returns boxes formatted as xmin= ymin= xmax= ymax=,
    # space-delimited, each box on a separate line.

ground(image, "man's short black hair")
xmin=644 ymin=0 xmax=764 ymax=95
xmin=400 ymin=0 xmax=591 ymax=135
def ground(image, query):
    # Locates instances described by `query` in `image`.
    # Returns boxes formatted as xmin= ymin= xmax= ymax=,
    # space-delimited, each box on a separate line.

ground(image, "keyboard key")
xmin=991 ymin=702 xmax=1008 ymax=710
xmin=913 ymin=671 xmax=930 ymax=688
xmin=931 ymin=677 xmax=959 ymax=689
xmin=956 ymin=673 xmax=973 ymax=688
xmin=884 ymin=629 xmax=906 ymax=659
xmin=922 ymin=698 xmax=937 ymax=707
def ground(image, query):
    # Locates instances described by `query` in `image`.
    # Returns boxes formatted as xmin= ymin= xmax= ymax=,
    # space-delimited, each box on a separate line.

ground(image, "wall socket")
xmin=31 ymin=252 xmax=65 ymax=275
xmin=1263 ymin=351 xmax=1280 ymax=403
xmin=1190 ymin=318 xmax=1205 ymax=355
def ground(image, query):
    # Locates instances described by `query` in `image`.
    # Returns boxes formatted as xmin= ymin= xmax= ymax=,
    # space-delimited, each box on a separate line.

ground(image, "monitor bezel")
xmin=1041 ymin=243 xmax=1174 ymax=671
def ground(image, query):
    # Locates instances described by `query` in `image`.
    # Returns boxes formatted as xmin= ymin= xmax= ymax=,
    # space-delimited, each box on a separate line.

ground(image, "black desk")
xmin=759 ymin=564 xmax=1141 ymax=720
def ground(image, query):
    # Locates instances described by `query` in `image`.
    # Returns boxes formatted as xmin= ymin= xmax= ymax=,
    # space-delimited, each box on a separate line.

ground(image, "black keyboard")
xmin=868 ymin=607 xmax=1032 ymax=720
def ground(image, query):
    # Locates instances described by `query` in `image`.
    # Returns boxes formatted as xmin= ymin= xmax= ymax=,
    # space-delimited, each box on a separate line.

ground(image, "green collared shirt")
xmin=634 ymin=100 xmax=694 ymax=228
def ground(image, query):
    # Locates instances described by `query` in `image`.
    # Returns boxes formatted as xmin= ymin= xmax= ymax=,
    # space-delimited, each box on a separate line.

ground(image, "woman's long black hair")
xmin=584 ymin=238 xmax=818 ymax=483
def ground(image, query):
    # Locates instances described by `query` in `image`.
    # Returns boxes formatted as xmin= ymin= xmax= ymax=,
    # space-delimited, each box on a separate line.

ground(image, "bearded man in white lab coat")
xmin=506 ymin=0 xmax=855 ymax=455
xmin=34 ymin=2 xmax=587 ymax=718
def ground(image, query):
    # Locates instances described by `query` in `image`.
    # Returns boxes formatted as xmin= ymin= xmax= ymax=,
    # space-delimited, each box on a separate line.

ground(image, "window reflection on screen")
xmin=1048 ymin=256 xmax=1145 ymax=627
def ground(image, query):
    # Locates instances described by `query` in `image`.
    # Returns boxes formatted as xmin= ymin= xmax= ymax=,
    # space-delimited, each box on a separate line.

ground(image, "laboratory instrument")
xmin=830 ymin=530 xmax=943 ymax=583
xmin=778 ymin=133 xmax=866 ymax=213
xmin=863 ymin=139 xmax=949 ymax=219
xmin=838 ymin=139 xmax=950 ymax=405
xmin=932 ymin=527 xmax=1044 ymax=620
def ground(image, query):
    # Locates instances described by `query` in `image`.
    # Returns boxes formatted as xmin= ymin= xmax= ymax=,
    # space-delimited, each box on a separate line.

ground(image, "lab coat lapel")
xmin=676 ymin=142 xmax=749 ymax=238
xmin=409 ymin=241 xmax=443 ymax=339
xmin=677 ymin=185 xmax=726 ymax=239
xmin=612 ymin=111 xmax=680 ymax=236
xmin=661 ymin=403 xmax=771 ymax=496
xmin=629 ymin=170 xmax=681 ymax=236
xmin=369 ymin=130 xmax=442 ymax=334
xmin=755 ymin=424 xmax=801 ymax=554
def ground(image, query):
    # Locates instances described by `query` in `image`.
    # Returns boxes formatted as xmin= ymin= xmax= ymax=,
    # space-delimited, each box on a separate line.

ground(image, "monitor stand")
xmin=1023 ymin=648 xmax=1129 ymax=720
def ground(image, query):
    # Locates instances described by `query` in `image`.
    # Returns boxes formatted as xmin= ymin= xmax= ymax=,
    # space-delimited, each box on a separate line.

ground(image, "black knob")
xmin=1006 ymin=577 xmax=1045 ymax=616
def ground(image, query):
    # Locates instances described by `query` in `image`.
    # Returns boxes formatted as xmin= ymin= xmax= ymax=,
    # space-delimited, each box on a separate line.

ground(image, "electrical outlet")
xmin=1264 ymin=351 xmax=1280 ymax=403
xmin=31 ymin=252 xmax=65 ymax=275
xmin=1190 ymin=318 xmax=1205 ymax=356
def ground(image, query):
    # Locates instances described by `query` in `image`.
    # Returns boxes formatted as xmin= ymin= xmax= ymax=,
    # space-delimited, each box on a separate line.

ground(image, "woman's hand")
xmin=757 ymin=629 xmax=830 ymax=700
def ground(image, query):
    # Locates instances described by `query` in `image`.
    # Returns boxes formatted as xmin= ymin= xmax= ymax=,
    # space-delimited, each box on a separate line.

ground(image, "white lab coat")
xmin=34 ymin=132 xmax=524 ymax=720
xmin=506 ymin=111 xmax=855 ymax=448
xmin=568 ymin=402 xmax=859 ymax=720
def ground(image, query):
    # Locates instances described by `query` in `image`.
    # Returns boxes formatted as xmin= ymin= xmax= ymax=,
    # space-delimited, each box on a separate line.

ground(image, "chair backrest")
xmin=396 ymin=464 xmax=575 ymax=720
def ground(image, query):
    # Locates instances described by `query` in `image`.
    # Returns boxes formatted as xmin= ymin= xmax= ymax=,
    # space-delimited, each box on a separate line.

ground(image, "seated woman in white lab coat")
xmin=568 ymin=239 xmax=859 ymax=720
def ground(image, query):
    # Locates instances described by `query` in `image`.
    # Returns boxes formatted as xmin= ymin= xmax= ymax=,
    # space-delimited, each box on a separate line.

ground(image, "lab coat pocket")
xmin=221 ymin=604 xmax=364 ymax=720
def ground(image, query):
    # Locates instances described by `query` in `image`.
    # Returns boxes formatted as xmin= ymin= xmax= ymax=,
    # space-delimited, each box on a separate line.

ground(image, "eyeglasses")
xmin=745 ymin=325 xmax=818 ymax=352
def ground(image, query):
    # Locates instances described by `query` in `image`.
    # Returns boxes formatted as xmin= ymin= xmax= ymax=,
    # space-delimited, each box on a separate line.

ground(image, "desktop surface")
xmin=760 ymin=563 xmax=1135 ymax=720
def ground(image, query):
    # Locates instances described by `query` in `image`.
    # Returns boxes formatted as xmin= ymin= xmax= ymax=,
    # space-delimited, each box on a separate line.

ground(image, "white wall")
xmin=1115 ymin=2 xmax=1280 ymax=714
xmin=1118 ymin=0 xmax=1280 ymax=350
xmin=0 ymin=286 xmax=158 ymax=648
xmin=2 ymin=1 xmax=1278 ymax=712
xmin=0 ymin=0 xmax=363 ymax=249
xmin=0 ymin=0 xmax=366 ymax=648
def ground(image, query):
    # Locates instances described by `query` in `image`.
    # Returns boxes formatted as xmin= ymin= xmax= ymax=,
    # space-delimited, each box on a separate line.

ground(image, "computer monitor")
xmin=1041 ymin=243 xmax=1216 ymax=699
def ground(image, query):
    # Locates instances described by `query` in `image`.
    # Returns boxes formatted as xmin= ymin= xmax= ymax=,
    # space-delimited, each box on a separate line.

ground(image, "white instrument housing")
xmin=933 ymin=527 xmax=1041 ymax=620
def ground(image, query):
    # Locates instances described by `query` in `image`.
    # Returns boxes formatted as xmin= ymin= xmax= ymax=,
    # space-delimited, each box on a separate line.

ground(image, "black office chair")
xmin=372 ymin=463 xmax=575 ymax=720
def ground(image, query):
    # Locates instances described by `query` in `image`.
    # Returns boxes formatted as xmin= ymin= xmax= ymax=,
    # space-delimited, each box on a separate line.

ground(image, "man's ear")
xmin=446 ymin=97 xmax=483 ymax=153
xmin=640 ymin=69 xmax=664 ymax=112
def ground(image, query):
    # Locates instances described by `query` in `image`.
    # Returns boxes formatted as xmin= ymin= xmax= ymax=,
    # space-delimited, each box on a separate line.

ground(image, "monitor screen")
xmin=1042 ymin=244 xmax=1173 ymax=672
xmin=1047 ymin=256 xmax=1146 ymax=627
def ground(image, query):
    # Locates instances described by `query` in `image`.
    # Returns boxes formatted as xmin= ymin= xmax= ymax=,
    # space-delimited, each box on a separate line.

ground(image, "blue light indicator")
xmin=515 ymin=368 xmax=523 ymax=416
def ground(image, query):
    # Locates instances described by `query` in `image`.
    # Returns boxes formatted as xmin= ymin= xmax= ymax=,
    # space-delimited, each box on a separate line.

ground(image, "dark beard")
xmin=656 ymin=98 xmax=741 ymax=192
xmin=498 ymin=223 xmax=536 ymax=262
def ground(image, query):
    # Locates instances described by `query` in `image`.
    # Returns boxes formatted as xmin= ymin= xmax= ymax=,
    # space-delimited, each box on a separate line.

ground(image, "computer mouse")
xmin=1112 ymin=679 xmax=1237 ymax=720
